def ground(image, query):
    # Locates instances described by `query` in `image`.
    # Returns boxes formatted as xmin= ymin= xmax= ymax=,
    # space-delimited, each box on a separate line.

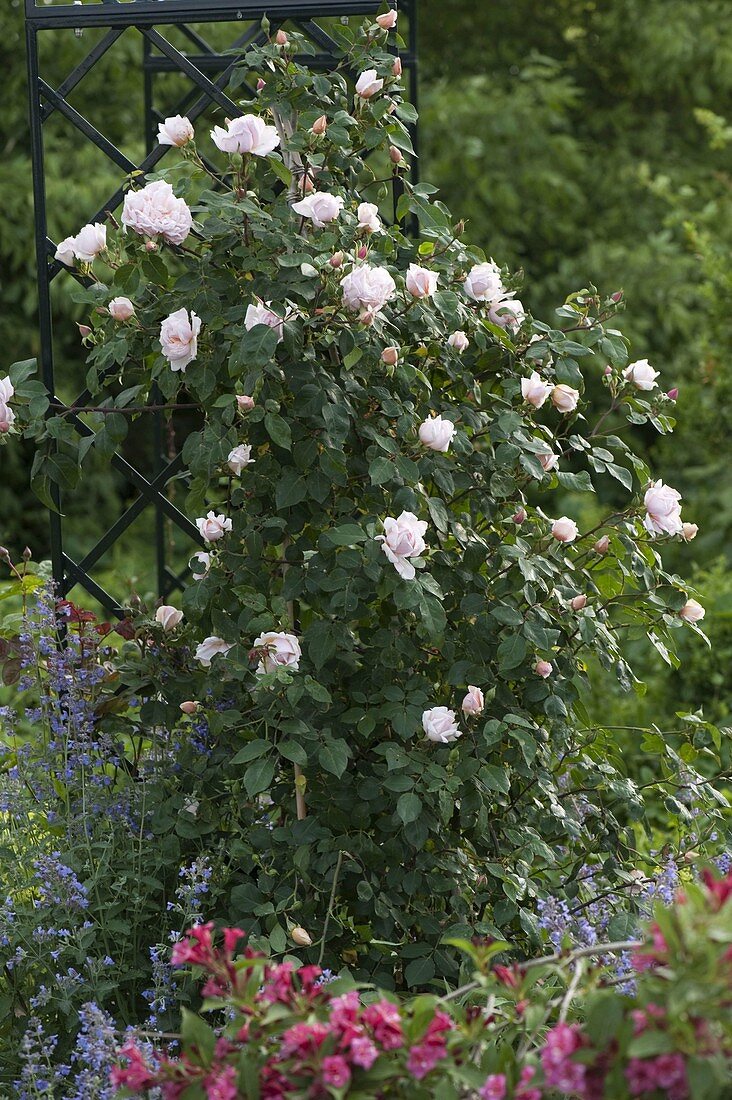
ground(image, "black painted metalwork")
xmin=25 ymin=0 xmax=418 ymax=616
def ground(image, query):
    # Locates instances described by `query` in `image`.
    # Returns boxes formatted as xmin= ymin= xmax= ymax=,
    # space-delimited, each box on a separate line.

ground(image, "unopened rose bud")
xmin=329 ymin=251 xmax=344 ymax=268
xmin=454 ymin=220 xmax=465 ymax=236
xmin=682 ymin=522 xmax=698 ymax=541
xmin=389 ymin=144 xmax=403 ymax=164
xmin=145 ymin=240 xmax=157 ymax=252
xmin=358 ymin=245 xmax=368 ymax=260
xmin=381 ymin=346 xmax=399 ymax=366
xmin=311 ymin=114 xmax=327 ymax=136
xmin=594 ymin=535 xmax=610 ymax=555
xmin=236 ymin=394 xmax=255 ymax=412
xmin=77 ymin=324 xmax=92 ymax=339
xmin=667 ymin=387 xmax=679 ymax=401
xmin=22 ymin=547 xmax=32 ymax=561
xmin=0 ymin=547 xmax=10 ymax=560
xmin=534 ymin=659 xmax=553 ymax=679
xmin=570 ymin=594 xmax=587 ymax=611
xmin=299 ymin=172 xmax=315 ymax=194
xmin=275 ymin=29 xmax=288 ymax=46
xmin=392 ymin=57 xmax=403 ymax=77
xmin=376 ymin=9 xmax=398 ymax=29
xmin=360 ymin=310 xmax=375 ymax=327
xmin=603 ymin=365 xmax=613 ymax=376
xmin=291 ymin=926 xmax=312 ymax=947
xmin=513 ymin=508 xmax=526 ymax=524
xmin=611 ymin=290 xmax=623 ymax=303
xmin=256 ymin=78 xmax=266 ymax=91
xmin=179 ymin=700 xmax=198 ymax=715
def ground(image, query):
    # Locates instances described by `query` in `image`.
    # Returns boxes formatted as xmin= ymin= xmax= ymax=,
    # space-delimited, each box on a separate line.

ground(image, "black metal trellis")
xmin=25 ymin=0 xmax=418 ymax=617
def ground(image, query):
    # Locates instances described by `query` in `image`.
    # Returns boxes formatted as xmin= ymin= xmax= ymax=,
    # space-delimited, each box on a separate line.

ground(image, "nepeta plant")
xmin=1 ymin=10 xmax=728 ymax=990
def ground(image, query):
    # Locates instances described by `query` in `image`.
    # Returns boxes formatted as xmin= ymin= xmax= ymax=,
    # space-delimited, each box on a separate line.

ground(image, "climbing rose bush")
xmin=2 ymin=11 xmax=725 ymax=989
xmin=111 ymin=869 xmax=732 ymax=1098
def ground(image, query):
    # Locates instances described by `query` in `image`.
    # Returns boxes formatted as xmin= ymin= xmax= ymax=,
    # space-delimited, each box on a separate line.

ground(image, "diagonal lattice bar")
xmin=39 ymin=29 xmax=125 ymax=123
xmin=39 ymin=80 xmax=138 ymax=174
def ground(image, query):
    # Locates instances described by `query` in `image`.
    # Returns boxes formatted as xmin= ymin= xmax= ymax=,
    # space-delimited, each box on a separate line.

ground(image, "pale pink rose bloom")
xmin=196 ymin=511 xmax=232 ymax=542
xmin=521 ymin=371 xmax=552 ymax=408
xmin=253 ymin=630 xmax=302 ymax=674
xmin=406 ymin=263 xmax=438 ymax=299
xmin=74 ymin=223 xmax=107 ymax=262
xmin=210 ymin=114 xmax=280 ymax=156
xmin=292 ymin=191 xmax=344 ymax=227
xmin=418 ymin=414 xmax=456 ymax=453
xmin=191 ymin=550 xmax=212 ymax=576
xmin=461 ymin=686 xmax=484 ymax=716
xmin=179 ymin=700 xmax=198 ymax=715
xmin=623 ymin=358 xmax=659 ymax=391
xmin=594 ymin=535 xmax=610 ymax=554
xmin=539 ymin=452 xmax=559 ymax=473
xmin=376 ymin=510 xmax=428 ymax=581
xmin=448 ymin=330 xmax=469 ymax=352
xmin=376 ymin=9 xmax=398 ymax=28
xmin=534 ymin=660 xmax=553 ymax=678
xmin=644 ymin=480 xmax=683 ymax=536
xmin=0 ymin=402 xmax=15 ymax=433
xmin=227 ymin=444 xmax=254 ymax=475
xmin=682 ymin=522 xmax=698 ymax=541
xmin=488 ymin=297 xmax=525 ymax=331
xmin=355 ymin=69 xmax=384 ymax=98
xmin=237 ymin=395 xmax=255 ymax=412
xmin=551 ymin=384 xmax=580 ymax=413
xmin=552 ymin=517 xmax=579 ymax=543
xmin=463 ymin=261 xmax=505 ymax=302
xmin=55 ymin=236 xmax=78 ymax=267
xmin=381 ymin=346 xmax=399 ymax=366
xmin=0 ymin=377 xmax=14 ymax=405
xmin=108 ymin=297 xmax=135 ymax=321
xmin=570 ymin=594 xmax=587 ymax=611
xmin=155 ymin=605 xmax=183 ymax=631
xmin=422 ymin=706 xmax=462 ymax=744
xmin=357 ymin=201 xmax=382 ymax=233
xmin=341 ymin=264 xmax=397 ymax=318
xmin=157 ymin=115 xmax=194 ymax=147
xmin=122 ymin=180 xmax=193 ymax=245
xmin=160 ymin=308 xmax=201 ymax=371
xmin=196 ymin=636 xmax=233 ymax=667
xmin=245 ymin=301 xmax=284 ymax=342
xmin=679 ymin=599 xmax=705 ymax=623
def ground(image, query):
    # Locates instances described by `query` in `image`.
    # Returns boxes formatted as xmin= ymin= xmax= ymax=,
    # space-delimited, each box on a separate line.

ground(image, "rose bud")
xmin=360 ymin=310 xmax=375 ymax=327
xmin=77 ymin=324 xmax=92 ymax=339
xmin=155 ymin=604 xmax=183 ymax=632
xmin=679 ymin=598 xmax=705 ymax=623
xmin=237 ymin=394 xmax=255 ymax=412
xmin=611 ymin=290 xmax=623 ymax=303
xmin=462 ymin=685 xmax=484 ymax=716
xmin=594 ymin=535 xmax=610 ymax=555
xmin=311 ymin=114 xmax=328 ymax=135
xmin=667 ymin=387 xmax=679 ymax=401
xmin=256 ymin=78 xmax=266 ymax=91
xmin=291 ymin=926 xmax=313 ymax=947
xmin=534 ymin=659 xmax=553 ymax=679
xmin=108 ymin=297 xmax=135 ymax=322
xmin=381 ymin=346 xmax=399 ymax=366
xmin=513 ymin=507 xmax=526 ymax=525
xmin=376 ymin=9 xmax=398 ymax=29
xmin=275 ymin=29 xmax=288 ymax=45
xmin=329 ymin=251 xmax=344 ymax=268
xmin=392 ymin=57 xmax=403 ymax=77
xmin=603 ymin=364 xmax=613 ymax=376
xmin=145 ymin=239 xmax=157 ymax=251
xmin=682 ymin=522 xmax=698 ymax=541
xmin=179 ymin=700 xmax=199 ymax=715
xmin=551 ymin=516 xmax=579 ymax=543
xmin=358 ymin=245 xmax=368 ymax=260
xmin=570 ymin=594 xmax=587 ymax=611
xmin=389 ymin=144 xmax=403 ymax=164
